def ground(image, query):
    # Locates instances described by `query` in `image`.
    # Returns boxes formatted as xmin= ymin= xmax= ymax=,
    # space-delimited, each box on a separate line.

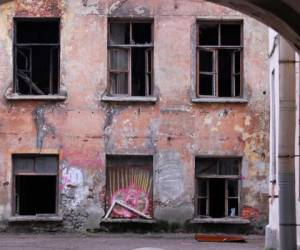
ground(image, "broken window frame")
xmin=107 ymin=19 xmax=154 ymax=97
xmin=196 ymin=21 xmax=243 ymax=98
xmin=13 ymin=18 xmax=61 ymax=96
xmin=195 ymin=157 xmax=241 ymax=218
xmin=12 ymin=154 xmax=59 ymax=216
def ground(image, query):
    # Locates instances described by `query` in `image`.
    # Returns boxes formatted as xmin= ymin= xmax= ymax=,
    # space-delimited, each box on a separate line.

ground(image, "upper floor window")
xmin=108 ymin=20 xmax=153 ymax=97
xmin=14 ymin=18 xmax=60 ymax=95
xmin=197 ymin=21 xmax=243 ymax=98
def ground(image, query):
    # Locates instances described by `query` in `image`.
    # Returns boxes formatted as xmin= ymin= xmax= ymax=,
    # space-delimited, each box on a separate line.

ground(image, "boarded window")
xmin=197 ymin=22 xmax=243 ymax=97
xmin=13 ymin=155 xmax=58 ymax=216
xmin=14 ymin=19 xmax=60 ymax=95
xmin=106 ymin=155 xmax=153 ymax=219
xmin=108 ymin=20 xmax=153 ymax=96
xmin=195 ymin=157 xmax=241 ymax=218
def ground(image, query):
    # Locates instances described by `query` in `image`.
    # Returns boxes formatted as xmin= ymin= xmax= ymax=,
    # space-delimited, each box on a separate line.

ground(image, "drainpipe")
xmin=278 ymin=36 xmax=297 ymax=250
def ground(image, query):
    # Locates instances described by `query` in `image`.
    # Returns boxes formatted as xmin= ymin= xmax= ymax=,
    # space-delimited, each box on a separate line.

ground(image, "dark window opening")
xmin=16 ymin=176 xmax=56 ymax=215
xmin=197 ymin=22 xmax=242 ymax=98
xmin=220 ymin=24 xmax=241 ymax=46
xmin=132 ymin=23 xmax=152 ymax=44
xmin=108 ymin=21 xmax=153 ymax=97
xmin=218 ymin=49 xmax=232 ymax=97
xmin=13 ymin=155 xmax=58 ymax=216
xmin=199 ymin=23 xmax=219 ymax=46
xmin=195 ymin=157 xmax=241 ymax=218
xmin=14 ymin=19 xmax=60 ymax=95
xmin=106 ymin=155 xmax=153 ymax=219
xmin=209 ymin=179 xmax=225 ymax=218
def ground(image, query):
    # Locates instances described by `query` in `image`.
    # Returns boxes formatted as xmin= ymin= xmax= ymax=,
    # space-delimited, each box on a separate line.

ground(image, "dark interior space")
xmin=234 ymin=50 xmax=241 ymax=96
xmin=132 ymin=23 xmax=152 ymax=44
xmin=132 ymin=48 xmax=148 ymax=96
xmin=228 ymin=180 xmax=239 ymax=216
xmin=197 ymin=180 xmax=207 ymax=216
xmin=16 ymin=19 xmax=60 ymax=44
xmin=15 ymin=19 xmax=59 ymax=95
xmin=218 ymin=49 xmax=232 ymax=97
xmin=199 ymin=74 xmax=213 ymax=95
xmin=145 ymin=49 xmax=152 ymax=95
xmin=220 ymin=24 xmax=241 ymax=46
xmin=15 ymin=176 xmax=56 ymax=215
xmin=17 ymin=47 xmax=59 ymax=95
xmin=228 ymin=198 xmax=239 ymax=216
xmin=199 ymin=49 xmax=214 ymax=95
xmin=209 ymin=179 xmax=225 ymax=218
xmin=107 ymin=155 xmax=153 ymax=168
xmin=199 ymin=23 xmax=219 ymax=46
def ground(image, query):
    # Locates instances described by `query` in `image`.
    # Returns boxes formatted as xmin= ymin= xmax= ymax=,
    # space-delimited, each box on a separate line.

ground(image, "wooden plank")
xmin=115 ymin=200 xmax=152 ymax=220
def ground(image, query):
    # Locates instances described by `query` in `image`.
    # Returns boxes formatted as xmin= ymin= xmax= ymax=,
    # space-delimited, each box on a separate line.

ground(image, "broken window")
xmin=195 ymin=158 xmax=241 ymax=218
xmin=197 ymin=22 xmax=243 ymax=97
xmin=108 ymin=20 xmax=153 ymax=96
xmin=13 ymin=155 xmax=58 ymax=216
xmin=105 ymin=155 xmax=153 ymax=219
xmin=14 ymin=18 xmax=60 ymax=95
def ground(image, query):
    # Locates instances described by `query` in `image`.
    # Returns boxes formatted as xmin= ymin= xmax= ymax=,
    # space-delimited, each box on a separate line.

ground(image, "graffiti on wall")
xmin=107 ymin=166 xmax=153 ymax=218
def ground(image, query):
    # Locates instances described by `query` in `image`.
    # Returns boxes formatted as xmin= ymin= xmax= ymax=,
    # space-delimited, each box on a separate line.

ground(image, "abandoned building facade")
xmin=0 ymin=0 xmax=269 ymax=232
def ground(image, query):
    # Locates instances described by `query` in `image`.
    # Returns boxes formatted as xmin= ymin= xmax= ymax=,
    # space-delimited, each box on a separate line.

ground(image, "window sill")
xmin=5 ymin=94 xmax=67 ymax=101
xmin=101 ymin=95 xmax=157 ymax=103
xmin=191 ymin=217 xmax=250 ymax=224
xmin=191 ymin=97 xmax=248 ymax=104
xmin=8 ymin=215 xmax=63 ymax=222
xmin=101 ymin=218 xmax=156 ymax=224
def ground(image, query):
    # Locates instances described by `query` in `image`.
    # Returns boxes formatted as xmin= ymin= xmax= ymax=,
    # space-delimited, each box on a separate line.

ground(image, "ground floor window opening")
xmin=13 ymin=154 xmax=58 ymax=216
xmin=195 ymin=157 xmax=241 ymax=218
xmin=105 ymin=155 xmax=153 ymax=220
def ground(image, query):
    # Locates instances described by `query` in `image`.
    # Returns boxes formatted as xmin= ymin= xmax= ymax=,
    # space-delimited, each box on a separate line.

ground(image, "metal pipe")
xmin=278 ymin=36 xmax=297 ymax=250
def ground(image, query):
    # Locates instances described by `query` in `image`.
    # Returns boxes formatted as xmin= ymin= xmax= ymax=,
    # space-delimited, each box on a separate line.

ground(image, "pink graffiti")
xmin=111 ymin=184 xmax=150 ymax=218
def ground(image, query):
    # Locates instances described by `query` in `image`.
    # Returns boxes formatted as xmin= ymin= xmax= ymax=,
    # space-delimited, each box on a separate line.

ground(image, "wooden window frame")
xmin=196 ymin=20 xmax=243 ymax=98
xmin=107 ymin=19 xmax=154 ymax=97
xmin=195 ymin=157 xmax=242 ymax=218
xmin=13 ymin=18 xmax=61 ymax=96
xmin=12 ymin=154 xmax=59 ymax=216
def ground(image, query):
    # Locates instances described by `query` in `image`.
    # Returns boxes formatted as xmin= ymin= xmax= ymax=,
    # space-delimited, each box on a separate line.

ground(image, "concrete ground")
xmin=0 ymin=233 xmax=264 ymax=250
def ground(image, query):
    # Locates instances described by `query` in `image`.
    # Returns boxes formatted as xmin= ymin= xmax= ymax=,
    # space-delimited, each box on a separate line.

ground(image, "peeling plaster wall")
xmin=0 ymin=0 xmax=269 ymax=231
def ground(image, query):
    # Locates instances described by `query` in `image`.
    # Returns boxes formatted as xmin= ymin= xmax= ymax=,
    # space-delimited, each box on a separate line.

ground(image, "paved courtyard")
xmin=0 ymin=233 xmax=264 ymax=250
